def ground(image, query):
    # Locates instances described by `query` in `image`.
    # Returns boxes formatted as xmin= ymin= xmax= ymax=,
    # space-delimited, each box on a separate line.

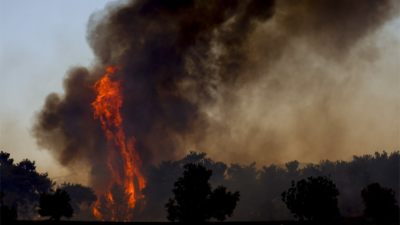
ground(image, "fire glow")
xmin=91 ymin=66 xmax=146 ymax=221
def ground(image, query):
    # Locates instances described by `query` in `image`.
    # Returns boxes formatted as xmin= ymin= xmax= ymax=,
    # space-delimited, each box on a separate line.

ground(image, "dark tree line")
xmin=1 ymin=150 xmax=399 ymax=222
xmin=163 ymin=162 xmax=398 ymax=223
xmin=0 ymin=151 xmax=97 ymax=220
xmin=139 ymin=151 xmax=399 ymax=221
xmin=280 ymin=176 xmax=399 ymax=223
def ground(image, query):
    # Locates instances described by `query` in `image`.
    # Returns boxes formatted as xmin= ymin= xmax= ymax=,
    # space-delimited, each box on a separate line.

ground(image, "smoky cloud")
xmin=32 ymin=0 xmax=399 ymax=195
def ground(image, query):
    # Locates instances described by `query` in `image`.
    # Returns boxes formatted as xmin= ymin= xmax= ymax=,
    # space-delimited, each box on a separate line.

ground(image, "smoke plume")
xmin=32 ymin=0 xmax=399 ymax=191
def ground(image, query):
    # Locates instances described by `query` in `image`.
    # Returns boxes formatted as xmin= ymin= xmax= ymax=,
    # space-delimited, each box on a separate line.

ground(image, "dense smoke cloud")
xmin=32 ymin=0 xmax=399 ymax=195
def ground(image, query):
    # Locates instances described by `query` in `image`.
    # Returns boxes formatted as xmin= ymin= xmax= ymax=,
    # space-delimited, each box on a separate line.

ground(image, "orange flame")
xmin=91 ymin=66 xmax=146 ymax=221
xmin=93 ymin=207 xmax=101 ymax=219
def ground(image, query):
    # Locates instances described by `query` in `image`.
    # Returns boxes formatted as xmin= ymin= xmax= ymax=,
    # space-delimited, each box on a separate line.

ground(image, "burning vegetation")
xmin=29 ymin=0 xmax=399 ymax=221
xmin=91 ymin=66 xmax=145 ymax=221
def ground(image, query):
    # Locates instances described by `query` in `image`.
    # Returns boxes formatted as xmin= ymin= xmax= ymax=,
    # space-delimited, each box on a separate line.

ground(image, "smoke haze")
xmin=32 ymin=0 xmax=399 ymax=193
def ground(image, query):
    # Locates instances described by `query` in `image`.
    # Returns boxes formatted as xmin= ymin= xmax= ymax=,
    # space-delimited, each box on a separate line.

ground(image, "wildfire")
xmin=91 ymin=66 xmax=146 ymax=221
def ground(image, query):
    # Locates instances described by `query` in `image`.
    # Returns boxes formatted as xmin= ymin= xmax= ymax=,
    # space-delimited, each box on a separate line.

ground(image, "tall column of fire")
xmin=91 ymin=66 xmax=146 ymax=220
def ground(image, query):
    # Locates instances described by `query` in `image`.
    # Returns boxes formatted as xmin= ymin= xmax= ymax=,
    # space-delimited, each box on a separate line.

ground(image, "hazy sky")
xmin=1 ymin=0 xmax=399 ymax=185
xmin=0 ymin=0 xmax=113 ymax=182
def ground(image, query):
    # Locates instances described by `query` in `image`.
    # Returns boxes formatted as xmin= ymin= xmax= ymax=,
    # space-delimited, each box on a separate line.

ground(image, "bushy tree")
xmin=59 ymin=182 xmax=97 ymax=221
xmin=0 ymin=151 xmax=54 ymax=218
xmin=59 ymin=182 xmax=97 ymax=215
xmin=361 ymin=183 xmax=399 ymax=222
xmin=165 ymin=163 xmax=213 ymax=222
xmin=209 ymin=186 xmax=240 ymax=222
xmin=0 ymin=190 xmax=17 ymax=222
xmin=281 ymin=176 xmax=340 ymax=221
xmin=165 ymin=163 xmax=240 ymax=222
xmin=141 ymin=151 xmax=227 ymax=221
xmin=38 ymin=189 xmax=74 ymax=221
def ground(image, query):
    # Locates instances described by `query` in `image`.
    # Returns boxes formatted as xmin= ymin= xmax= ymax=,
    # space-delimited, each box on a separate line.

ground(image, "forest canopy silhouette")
xmin=1 ymin=150 xmax=398 ymax=221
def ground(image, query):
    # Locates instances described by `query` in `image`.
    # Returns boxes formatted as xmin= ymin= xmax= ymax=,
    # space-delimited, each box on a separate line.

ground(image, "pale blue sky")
xmin=0 ymin=0 xmax=113 ymax=180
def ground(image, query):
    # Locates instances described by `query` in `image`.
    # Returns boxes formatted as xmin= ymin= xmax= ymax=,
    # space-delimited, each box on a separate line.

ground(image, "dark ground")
xmin=7 ymin=219 xmax=399 ymax=225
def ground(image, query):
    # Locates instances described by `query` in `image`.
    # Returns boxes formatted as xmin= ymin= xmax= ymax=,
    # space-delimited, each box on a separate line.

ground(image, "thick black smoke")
xmin=32 ymin=0 xmax=398 ymax=201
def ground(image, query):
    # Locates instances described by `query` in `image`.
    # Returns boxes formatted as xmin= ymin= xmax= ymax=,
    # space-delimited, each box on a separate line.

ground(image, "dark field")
xmin=9 ymin=219 xmax=399 ymax=225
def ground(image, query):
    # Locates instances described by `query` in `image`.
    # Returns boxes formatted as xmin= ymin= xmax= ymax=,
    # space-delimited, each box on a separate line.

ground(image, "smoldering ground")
xmin=32 ymin=0 xmax=399 ymax=203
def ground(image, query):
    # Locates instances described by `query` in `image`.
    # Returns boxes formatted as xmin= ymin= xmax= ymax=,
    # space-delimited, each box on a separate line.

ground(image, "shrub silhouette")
xmin=209 ymin=186 xmax=240 ymax=222
xmin=361 ymin=183 xmax=399 ymax=222
xmin=281 ymin=176 xmax=340 ymax=221
xmin=38 ymin=189 xmax=74 ymax=221
xmin=165 ymin=163 xmax=240 ymax=222
xmin=141 ymin=152 xmax=228 ymax=221
xmin=0 ymin=190 xmax=17 ymax=222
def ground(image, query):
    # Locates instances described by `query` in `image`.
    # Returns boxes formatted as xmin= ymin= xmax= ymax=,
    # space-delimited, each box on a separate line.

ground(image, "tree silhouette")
xmin=281 ymin=176 xmax=340 ymax=221
xmin=0 ymin=151 xmax=54 ymax=219
xmin=165 ymin=163 xmax=240 ymax=222
xmin=0 ymin=190 xmax=17 ymax=222
xmin=59 ymin=182 xmax=97 ymax=215
xmin=38 ymin=189 xmax=74 ymax=221
xmin=361 ymin=183 xmax=399 ymax=222
xmin=209 ymin=186 xmax=240 ymax=222
xmin=165 ymin=163 xmax=213 ymax=222
xmin=58 ymin=182 xmax=98 ymax=221
xmin=141 ymin=151 xmax=228 ymax=221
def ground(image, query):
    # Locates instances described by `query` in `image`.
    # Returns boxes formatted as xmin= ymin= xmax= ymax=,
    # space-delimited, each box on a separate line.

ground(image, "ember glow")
xmin=92 ymin=66 xmax=146 ymax=221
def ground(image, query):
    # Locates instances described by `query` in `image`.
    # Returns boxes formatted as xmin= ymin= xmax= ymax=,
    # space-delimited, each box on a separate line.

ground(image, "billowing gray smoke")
xmin=32 ymin=0 xmax=399 ymax=202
